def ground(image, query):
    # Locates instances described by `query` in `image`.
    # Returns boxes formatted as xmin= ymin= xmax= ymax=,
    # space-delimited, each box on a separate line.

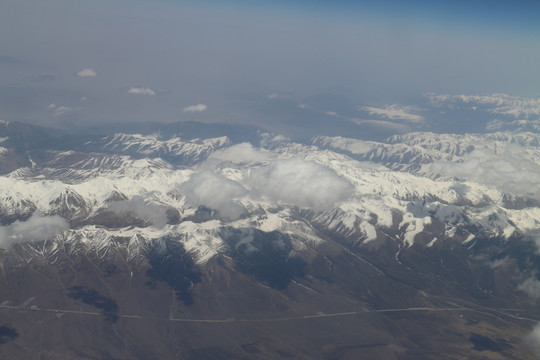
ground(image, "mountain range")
xmin=1 ymin=119 xmax=540 ymax=359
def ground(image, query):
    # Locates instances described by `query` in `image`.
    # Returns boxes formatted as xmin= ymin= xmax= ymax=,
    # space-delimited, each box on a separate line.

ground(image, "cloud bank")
xmin=76 ymin=68 xmax=97 ymax=78
xmin=430 ymin=143 xmax=540 ymax=200
xmin=182 ymin=104 xmax=207 ymax=113
xmin=248 ymin=158 xmax=354 ymax=210
xmin=0 ymin=215 xmax=69 ymax=247
xmin=180 ymin=155 xmax=352 ymax=217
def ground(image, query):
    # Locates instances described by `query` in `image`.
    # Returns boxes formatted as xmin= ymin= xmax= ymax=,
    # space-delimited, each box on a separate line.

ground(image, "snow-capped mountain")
xmin=1 ymin=121 xmax=540 ymax=359
xmin=2 ymin=124 xmax=539 ymax=264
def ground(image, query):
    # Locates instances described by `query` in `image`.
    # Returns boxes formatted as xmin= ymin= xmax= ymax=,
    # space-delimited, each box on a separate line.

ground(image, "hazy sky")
xmin=1 ymin=0 xmax=539 ymax=137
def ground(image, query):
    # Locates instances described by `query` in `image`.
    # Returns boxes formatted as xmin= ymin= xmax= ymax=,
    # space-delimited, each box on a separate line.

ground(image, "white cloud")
xmin=208 ymin=143 xmax=272 ymax=164
xmin=128 ymin=87 xmax=156 ymax=96
xmin=429 ymin=143 xmax=540 ymax=200
xmin=54 ymin=105 xmax=73 ymax=116
xmin=182 ymin=104 xmax=207 ymax=113
xmin=525 ymin=322 xmax=540 ymax=359
xmin=359 ymin=104 xmax=424 ymax=123
xmin=267 ymin=93 xmax=294 ymax=101
xmin=518 ymin=277 xmax=540 ymax=299
xmin=182 ymin=156 xmax=352 ymax=214
xmin=76 ymin=68 xmax=97 ymax=77
xmin=180 ymin=170 xmax=247 ymax=220
xmin=48 ymin=104 xmax=79 ymax=117
xmin=489 ymin=257 xmax=508 ymax=269
xmin=324 ymin=111 xmax=339 ymax=117
xmin=248 ymin=158 xmax=354 ymax=210
xmin=313 ymin=136 xmax=375 ymax=155
xmin=0 ymin=215 xmax=69 ymax=247
xmin=108 ymin=196 xmax=168 ymax=228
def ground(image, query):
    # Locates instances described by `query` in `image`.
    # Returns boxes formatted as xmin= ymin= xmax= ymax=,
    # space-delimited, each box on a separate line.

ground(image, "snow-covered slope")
xmin=1 ymin=130 xmax=539 ymax=268
xmin=81 ymin=133 xmax=232 ymax=166
xmin=314 ymin=132 xmax=540 ymax=175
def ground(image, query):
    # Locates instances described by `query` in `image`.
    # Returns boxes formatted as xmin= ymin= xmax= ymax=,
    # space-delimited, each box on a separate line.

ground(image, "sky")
xmin=0 ymin=0 xmax=539 ymax=138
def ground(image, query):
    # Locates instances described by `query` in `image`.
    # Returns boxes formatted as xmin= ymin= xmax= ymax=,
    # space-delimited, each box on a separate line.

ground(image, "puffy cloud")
xmin=182 ymin=157 xmax=353 ymax=215
xmin=108 ymin=196 xmax=168 ymax=228
xmin=430 ymin=143 xmax=540 ymax=200
xmin=0 ymin=215 xmax=69 ymax=247
xmin=127 ymin=87 xmax=156 ymax=96
xmin=54 ymin=106 xmax=73 ymax=116
xmin=208 ymin=143 xmax=272 ymax=164
xmin=267 ymin=93 xmax=294 ymax=101
xmin=182 ymin=104 xmax=207 ymax=113
xmin=76 ymin=68 xmax=97 ymax=77
xmin=180 ymin=170 xmax=247 ymax=220
xmin=248 ymin=158 xmax=354 ymax=210
xmin=359 ymin=104 xmax=424 ymax=123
